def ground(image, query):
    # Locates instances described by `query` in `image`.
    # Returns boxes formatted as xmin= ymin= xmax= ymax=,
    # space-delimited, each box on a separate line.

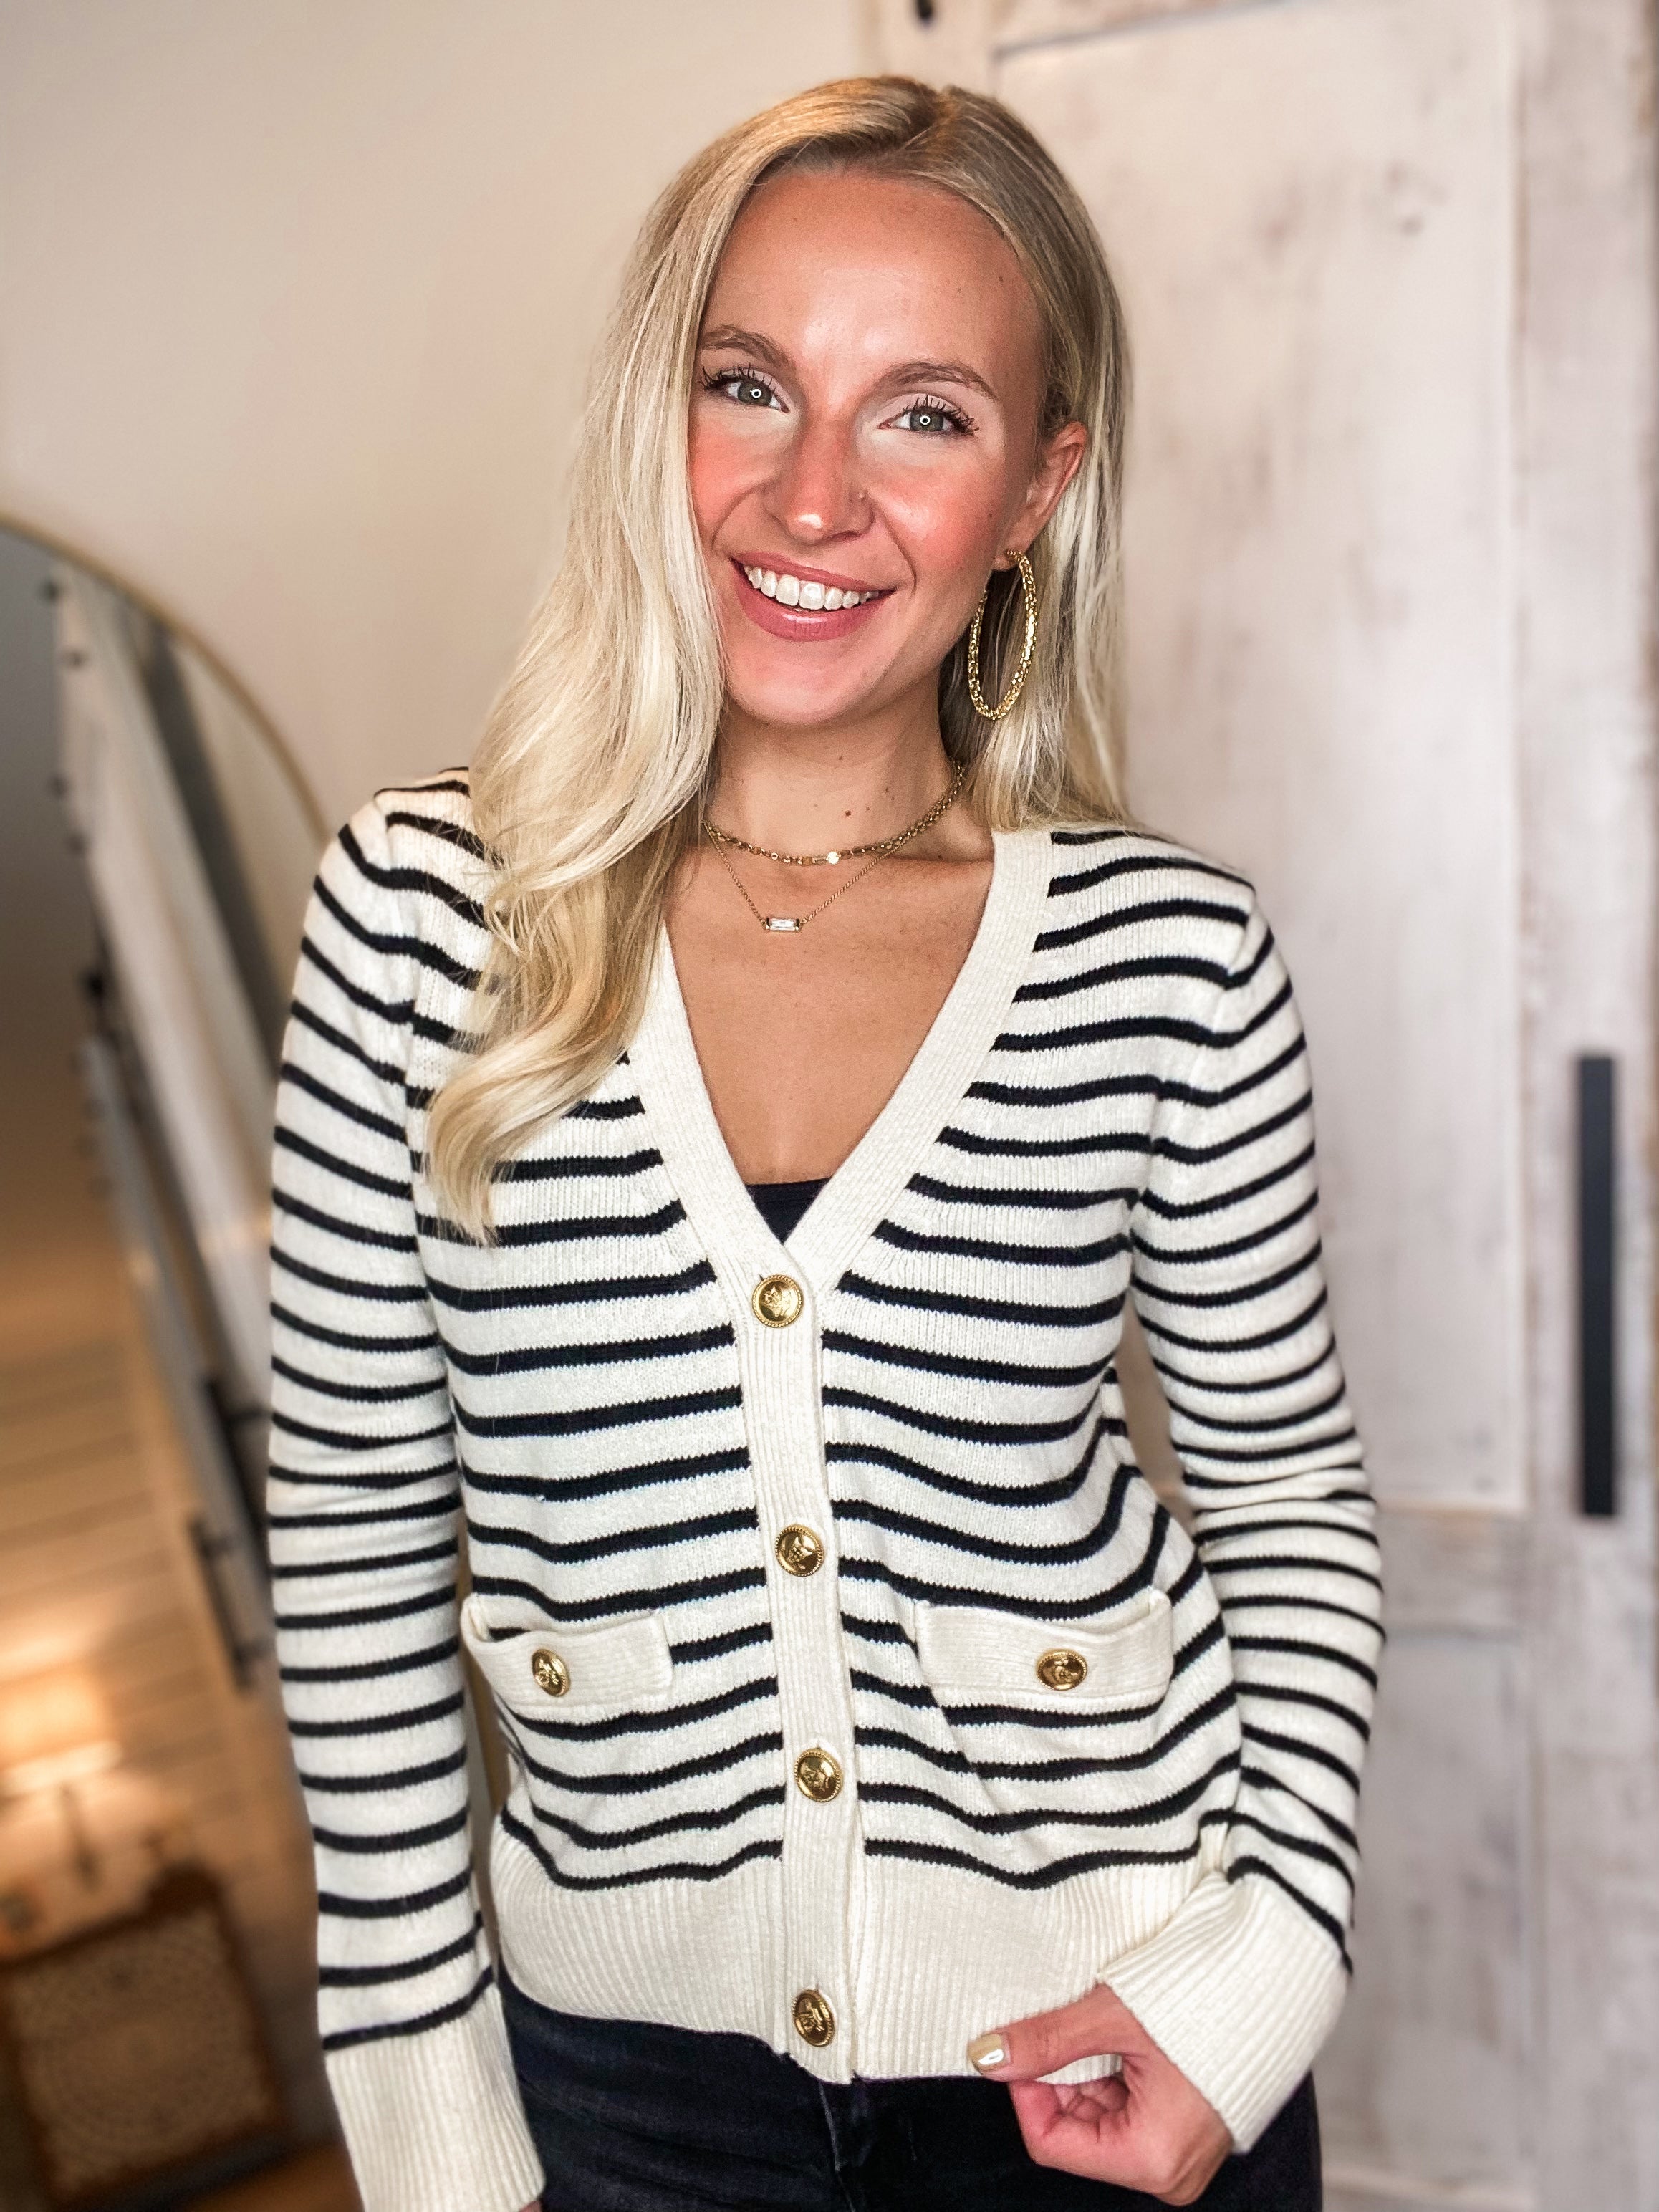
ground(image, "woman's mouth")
xmin=729 ymin=558 xmax=890 ymax=640
xmin=740 ymin=563 xmax=883 ymax=610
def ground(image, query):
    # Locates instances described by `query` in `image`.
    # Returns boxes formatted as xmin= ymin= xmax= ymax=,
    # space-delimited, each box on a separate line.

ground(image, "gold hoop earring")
xmin=966 ymin=549 xmax=1039 ymax=721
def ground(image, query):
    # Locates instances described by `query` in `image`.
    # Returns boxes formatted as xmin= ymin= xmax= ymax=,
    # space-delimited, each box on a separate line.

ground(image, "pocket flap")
xmin=916 ymin=1589 xmax=1173 ymax=1708
xmin=459 ymin=1594 xmax=673 ymax=1712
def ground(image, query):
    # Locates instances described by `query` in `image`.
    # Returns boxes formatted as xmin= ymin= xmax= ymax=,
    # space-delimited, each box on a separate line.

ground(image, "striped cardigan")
xmin=269 ymin=777 xmax=1380 ymax=2212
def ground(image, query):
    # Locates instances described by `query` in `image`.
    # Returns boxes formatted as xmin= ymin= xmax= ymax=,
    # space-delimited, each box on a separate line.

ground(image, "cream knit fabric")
xmin=269 ymin=778 xmax=1380 ymax=2211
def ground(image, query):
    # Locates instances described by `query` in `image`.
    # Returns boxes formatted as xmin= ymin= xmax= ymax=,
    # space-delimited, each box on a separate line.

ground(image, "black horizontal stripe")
xmin=1033 ymin=891 xmax=1246 ymax=953
xmin=318 ymin=1916 xmax=484 ymax=1987
xmin=496 ymin=1146 xmax=664 ymax=1183
xmin=272 ymin=1300 xmax=438 ymax=1355
xmin=278 ymin=1635 xmax=460 ymax=1685
xmin=837 ymin=1271 xmax=1124 ymax=1330
xmin=464 ymin=1504 xmax=758 ymax=1569
xmin=499 ymin=1807 xmax=781 ymax=1891
xmin=1015 ymin=952 xmax=1233 ymax=1004
xmin=823 ymin=1383 xmax=1093 ymax=1447
xmin=504 ymin=1731 xmax=783 ymax=1797
xmin=863 ymin=1751 xmax=1238 ymax=1834
xmin=322 ymin=1966 xmax=494 ymax=2051
xmin=443 ymin=1323 xmax=732 ymax=1377
xmin=463 ymin=1444 xmax=750 ymax=1505
xmin=504 ymin=1673 xmax=777 ymax=1746
xmin=468 ymin=1566 xmax=766 ymax=1622
xmin=853 ymin=1683 xmax=1237 ymax=1782
xmin=274 ymin=1187 xmax=417 ymax=1254
xmin=314 ymin=860 xmax=479 ymax=989
xmin=420 ymin=1199 xmax=688 ymax=1249
xmin=274 ymin=1127 xmax=410 ymax=1202
xmin=823 ymin=1329 xmax=1110 ymax=1391
xmin=908 ymin=1173 xmax=1131 ymax=1213
xmin=834 ymin=1463 xmax=1133 ymax=1567
xmin=838 ymin=1516 xmax=1166 ymax=1621
xmin=339 ymin=818 xmax=486 ymax=928
xmin=453 ymin=1382 xmax=741 ymax=1440
xmin=424 ymin=1258 xmax=717 ymax=1314
xmin=317 ymin=1867 xmax=472 ymax=1920
xmin=271 ymin=1354 xmax=437 ymax=1405
xmin=297 ymin=1748 xmax=466 ymax=1794
xmin=311 ymin=1807 xmax=468 ymax=1853
xmin=285 ymin=1691 xmax=463 ymax=1738
xmin=280 ymin=1059 xmax=404 ymax=1145
xmin=824 ymin=1418 xmax=1109 ymax=1509
xmin=865 ymin=1834 xmax=1204 ymax=1888
xmin=515 ymin=1783 xmax=786 ymax=1852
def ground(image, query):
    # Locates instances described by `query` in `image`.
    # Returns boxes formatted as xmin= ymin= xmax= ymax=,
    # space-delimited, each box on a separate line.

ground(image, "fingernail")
xmin=966 ymin=2033 xmax=1008 ymax=2074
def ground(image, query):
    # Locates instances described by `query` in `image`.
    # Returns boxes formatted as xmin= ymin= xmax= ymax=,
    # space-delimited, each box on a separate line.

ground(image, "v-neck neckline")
xmin=628 ymin=826 xmax=1053 ymax=1308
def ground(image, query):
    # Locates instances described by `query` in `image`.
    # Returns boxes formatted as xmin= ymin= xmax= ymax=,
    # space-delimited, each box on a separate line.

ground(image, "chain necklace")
xmin=702 ymin=761 xmax=966 ymax=935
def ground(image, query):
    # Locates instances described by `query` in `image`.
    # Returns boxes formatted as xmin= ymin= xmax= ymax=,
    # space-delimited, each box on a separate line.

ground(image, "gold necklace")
xmin=702 ymin=762 xmax=966 ymax=935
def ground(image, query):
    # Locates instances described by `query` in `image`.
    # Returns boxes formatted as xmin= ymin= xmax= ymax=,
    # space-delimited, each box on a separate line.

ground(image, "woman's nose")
xmin=767 ymin=415 xmax=867 ymax=542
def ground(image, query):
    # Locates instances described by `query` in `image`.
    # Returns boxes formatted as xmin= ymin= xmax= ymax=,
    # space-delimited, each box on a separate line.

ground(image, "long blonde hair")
xmin=428 ymin=76 xmax=1130 ymax=1236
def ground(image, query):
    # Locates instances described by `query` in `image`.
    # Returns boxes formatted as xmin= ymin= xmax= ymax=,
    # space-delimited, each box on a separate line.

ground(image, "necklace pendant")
xmin=764 ymin=915 xmax=804 ymax=933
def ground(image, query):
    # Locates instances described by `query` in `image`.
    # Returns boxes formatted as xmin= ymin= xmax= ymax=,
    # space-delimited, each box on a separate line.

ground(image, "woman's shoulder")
xmin=323 ymin=769 xmax=489 ymax=914
xmin=1034 ymin=819 xmax=1261 ymax=949
xmin=309 ymin=770 xmax=491 ymax=999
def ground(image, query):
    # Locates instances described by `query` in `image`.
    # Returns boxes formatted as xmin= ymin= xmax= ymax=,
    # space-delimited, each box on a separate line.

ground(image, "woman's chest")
xmin=665 ymin=850 xmax=994 ymax=1183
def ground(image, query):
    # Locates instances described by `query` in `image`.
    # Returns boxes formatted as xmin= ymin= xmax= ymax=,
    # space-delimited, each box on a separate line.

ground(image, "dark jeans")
xmin=502 ymin=1976 xmax=1321 ymax=2212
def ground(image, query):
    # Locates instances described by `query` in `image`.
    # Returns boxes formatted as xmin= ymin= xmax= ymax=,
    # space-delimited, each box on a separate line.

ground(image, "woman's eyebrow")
xmin=698 ymin=324 xmax=792 ymax=372
xmin=885 ymin=357 xmax=1000 ymax=402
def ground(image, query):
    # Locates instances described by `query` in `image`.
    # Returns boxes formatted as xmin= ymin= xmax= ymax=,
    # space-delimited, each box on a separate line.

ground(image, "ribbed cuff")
xmin=325 ymin=1986 xmax=544 ymax=2212
xmin=1101 ymin=1872 xmax=1347 ymax=2150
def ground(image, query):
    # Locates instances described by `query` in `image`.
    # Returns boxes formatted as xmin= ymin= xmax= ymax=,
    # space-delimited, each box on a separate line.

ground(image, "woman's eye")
xmin=892 ymin=401 xmax=968 ymax=436
xmin=709 ymin=372 xmax=783 ymax=410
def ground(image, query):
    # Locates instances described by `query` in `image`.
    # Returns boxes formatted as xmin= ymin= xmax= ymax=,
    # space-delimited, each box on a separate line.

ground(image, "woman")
xmin=270 ymin=77 xmax=1377 ymax=2212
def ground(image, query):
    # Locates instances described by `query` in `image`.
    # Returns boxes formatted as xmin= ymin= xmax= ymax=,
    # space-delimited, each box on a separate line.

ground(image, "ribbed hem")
xmin=326 ymin=1987 xmax=544 ymax=2212
xmin=1100 ymin=1872 xmax=1347 ymax=2150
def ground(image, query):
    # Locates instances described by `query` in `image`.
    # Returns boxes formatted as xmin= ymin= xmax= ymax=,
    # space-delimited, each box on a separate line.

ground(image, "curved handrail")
xmin=0 ymin=506 xmax=327 ymax=846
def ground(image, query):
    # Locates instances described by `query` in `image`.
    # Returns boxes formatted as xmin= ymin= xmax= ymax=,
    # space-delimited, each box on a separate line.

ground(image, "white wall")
xmin=0 ymin=1 xmax=860 ymax=826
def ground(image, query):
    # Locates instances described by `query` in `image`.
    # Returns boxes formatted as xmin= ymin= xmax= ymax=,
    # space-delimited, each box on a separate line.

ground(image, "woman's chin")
xmin=721 ymin=663 xmax=908 ymax=735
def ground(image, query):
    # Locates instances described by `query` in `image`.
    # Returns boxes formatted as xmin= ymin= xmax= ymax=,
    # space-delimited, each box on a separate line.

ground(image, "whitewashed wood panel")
xmin=1001 ymin=0 xmax=1524 ymax=1511
xmin=1317 ymin=1635 xmax=1531 ymax=2198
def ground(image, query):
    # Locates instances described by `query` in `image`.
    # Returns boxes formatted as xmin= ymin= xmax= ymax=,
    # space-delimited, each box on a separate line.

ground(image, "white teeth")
xmin=741 ymin=565 xmax=877 ymax=608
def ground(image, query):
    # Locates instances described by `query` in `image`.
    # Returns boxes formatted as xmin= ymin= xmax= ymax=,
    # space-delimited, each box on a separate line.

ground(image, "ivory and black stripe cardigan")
xmin=269 ymin=777 xmax=1380 ymax=2212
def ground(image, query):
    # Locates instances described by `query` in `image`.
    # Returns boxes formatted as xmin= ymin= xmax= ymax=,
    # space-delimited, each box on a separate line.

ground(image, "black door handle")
xmin=1577 ymin=1054 xmax=1617 ymax=1516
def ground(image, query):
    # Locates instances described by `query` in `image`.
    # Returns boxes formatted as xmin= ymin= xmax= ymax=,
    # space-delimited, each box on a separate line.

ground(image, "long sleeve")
xmin=1102 ymin=890 xmax=1381 ymax=2148
xmin=269 ymin=801 xmax=542 ymax=2212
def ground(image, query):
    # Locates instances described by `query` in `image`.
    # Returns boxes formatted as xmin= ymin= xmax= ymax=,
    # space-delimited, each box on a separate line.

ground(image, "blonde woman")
xmin=271 ymin=77 xmax=1377 ymax=2212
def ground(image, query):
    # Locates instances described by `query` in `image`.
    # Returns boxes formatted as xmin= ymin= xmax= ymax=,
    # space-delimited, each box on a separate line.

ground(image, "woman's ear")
xmin=1012 ymin=419 xmax=1089 ymax=554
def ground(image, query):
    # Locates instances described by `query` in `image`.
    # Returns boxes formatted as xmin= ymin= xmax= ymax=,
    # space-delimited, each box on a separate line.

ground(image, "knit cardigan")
xmin=269 ymin=778 xmax=1380 ymax=2212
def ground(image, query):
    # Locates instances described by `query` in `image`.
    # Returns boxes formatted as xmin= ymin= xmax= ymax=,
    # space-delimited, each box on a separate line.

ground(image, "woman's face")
xmin=689 ymin=167 xmax=1086 ymax=738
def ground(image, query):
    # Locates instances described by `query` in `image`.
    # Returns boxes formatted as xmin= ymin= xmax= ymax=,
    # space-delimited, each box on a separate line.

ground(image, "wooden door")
xmin=869 ymin=4 xmax=1659 ymax=2205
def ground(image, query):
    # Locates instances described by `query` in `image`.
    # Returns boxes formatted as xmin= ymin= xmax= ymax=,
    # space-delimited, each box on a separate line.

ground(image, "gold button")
xmin=1036 ymin=1648 xmax=1088 ymax=1691
xmin=776 ymin=1524 xmax=825 ymax=1577
xmin=530 ymin=1648 xmax=570 ymax=1698
xmin=794 ymin=1748 xmax=842 ymax=1803
xmin=792 ymin=1988 xmax=835 ymax=2047
xmin=752 ymin=1274 xmax=804 ymax=1328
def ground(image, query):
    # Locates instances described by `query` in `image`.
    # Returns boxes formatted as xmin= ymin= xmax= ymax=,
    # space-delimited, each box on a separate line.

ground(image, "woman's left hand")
xmin=967 ymin=1982 xmax=1231 ymax=2206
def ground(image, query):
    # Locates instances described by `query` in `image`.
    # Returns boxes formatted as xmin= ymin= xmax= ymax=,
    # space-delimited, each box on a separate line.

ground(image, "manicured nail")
xmin=967 ymin=2033 xmax=1008 ymax=2074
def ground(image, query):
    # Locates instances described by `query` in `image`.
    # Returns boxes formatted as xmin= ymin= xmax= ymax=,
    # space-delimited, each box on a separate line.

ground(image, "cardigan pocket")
xmin=459 ymin=1592 xmax=674 ymax=1715
xmin=915 ymin=1588 xmax=1174 ymax=1718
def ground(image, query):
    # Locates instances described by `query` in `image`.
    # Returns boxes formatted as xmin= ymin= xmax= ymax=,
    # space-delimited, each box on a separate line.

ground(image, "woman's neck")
xmin=707 ymin=693 xmax=965 ymax=857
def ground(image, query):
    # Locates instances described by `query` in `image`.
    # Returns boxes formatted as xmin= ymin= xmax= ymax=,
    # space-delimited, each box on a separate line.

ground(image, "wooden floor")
xmin=189 ymin=2145 xmax=360 ymax=2212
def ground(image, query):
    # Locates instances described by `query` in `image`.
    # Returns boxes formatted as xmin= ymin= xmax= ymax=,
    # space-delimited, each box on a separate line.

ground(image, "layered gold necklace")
xmin=702 ymin=761 xmax=966 ymax=934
